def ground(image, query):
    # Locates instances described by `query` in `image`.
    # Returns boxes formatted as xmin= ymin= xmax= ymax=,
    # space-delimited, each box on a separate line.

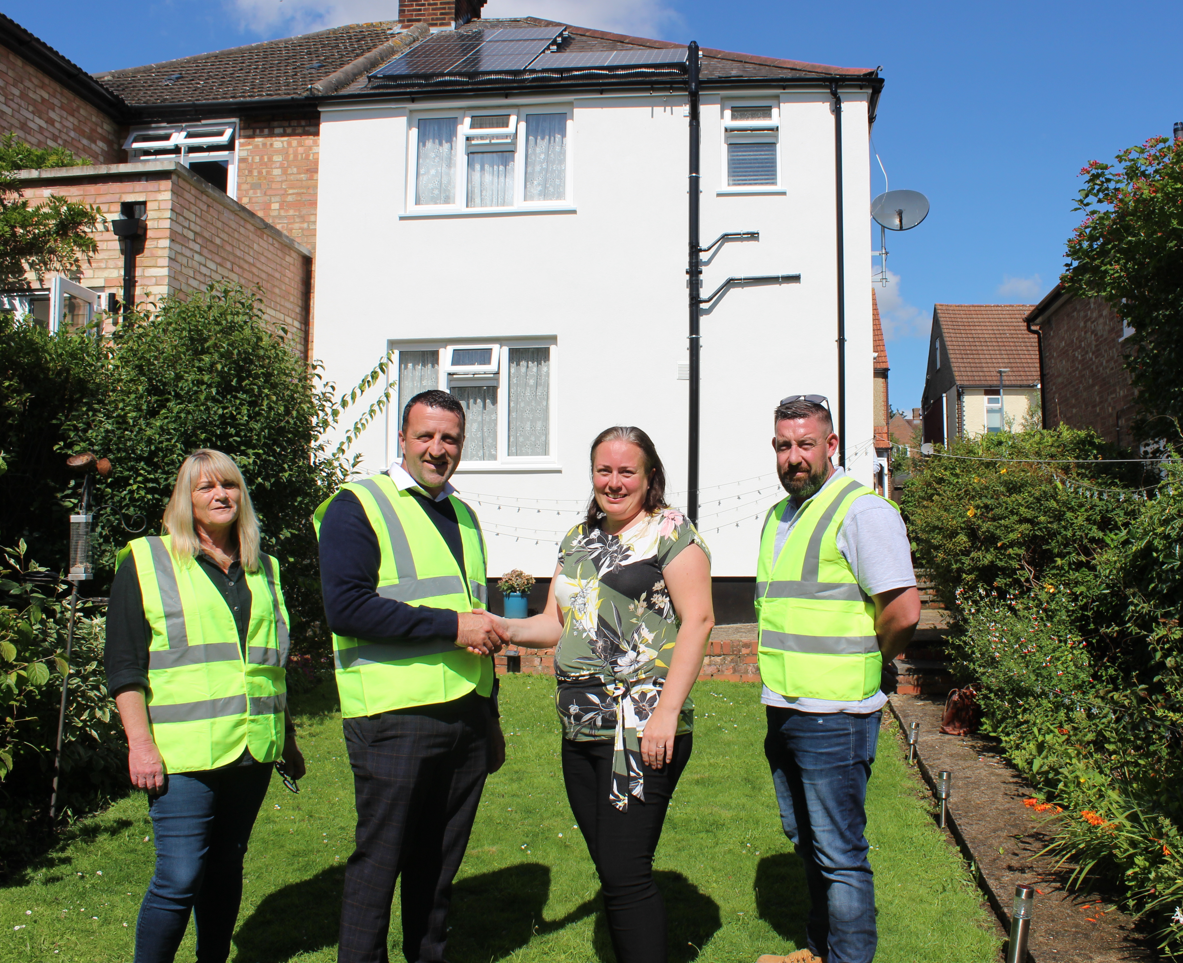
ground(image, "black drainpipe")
xmin=111 ymin=200 xmax=146 ymax=315
xmin=686 ymin=41 xmax=701 ymax=525
xmin=830 ymin=81 xmax=846 ymax=468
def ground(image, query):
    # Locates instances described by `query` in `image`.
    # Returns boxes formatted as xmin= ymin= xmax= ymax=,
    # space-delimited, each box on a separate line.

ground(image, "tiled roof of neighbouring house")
xmin=934 ymin=304 xmax=1040 ymax=386
xmin=872 ymin=288 xmax=889 ymax=372
xmin=93 ymin=21 xmax=409 ymax=105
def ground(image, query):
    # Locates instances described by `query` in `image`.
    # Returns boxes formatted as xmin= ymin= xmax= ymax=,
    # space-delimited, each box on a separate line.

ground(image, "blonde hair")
xmin=161 ymin=449 xmax=261 ymax=572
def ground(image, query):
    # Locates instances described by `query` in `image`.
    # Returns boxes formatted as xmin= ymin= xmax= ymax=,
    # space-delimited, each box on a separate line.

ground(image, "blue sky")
xmin=7 ymin=0 xmax=1182 ymax=409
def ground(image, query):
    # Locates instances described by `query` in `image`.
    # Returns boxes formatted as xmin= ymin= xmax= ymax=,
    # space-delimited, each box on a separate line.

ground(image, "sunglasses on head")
xmin=778 ymin=394 xmax=831 ymax=410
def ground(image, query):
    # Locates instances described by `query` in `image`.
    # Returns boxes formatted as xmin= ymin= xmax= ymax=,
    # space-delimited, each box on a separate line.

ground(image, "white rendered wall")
xmin=314 ymin=86 xmax=875 ymax=577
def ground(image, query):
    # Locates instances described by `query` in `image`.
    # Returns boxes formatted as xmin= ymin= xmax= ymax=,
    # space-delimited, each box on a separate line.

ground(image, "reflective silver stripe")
xmin=355 ymin=478 xmax=418 ymax=580
xmin=376 ymin=575 xmax=466 ymax=602
xmin=470 ymin=580 xmax=488 ymax=604
xmin=258 ymin=554 xmax=290 ymax=666
xmin=147 ymin=537 xmax=188 ymax=649
xmin=148 ymin=694 xmax=247 ymax=724
xmin=149 ymin=642 xmax=241 ymax=670
xmin=248 ymin=646 xmax=283 ymax=667
xmin=760 ymin=630 xmax=879 ymax=655
xmin=250 ymin=693 xmax=286 ymax=716
xmin=761 ymin=580 xmax=865 ymax=602
xmin=801 ymin=480 xmax=867 ymax=582
xmin=335 ymin=639 xmax=458 ymax=669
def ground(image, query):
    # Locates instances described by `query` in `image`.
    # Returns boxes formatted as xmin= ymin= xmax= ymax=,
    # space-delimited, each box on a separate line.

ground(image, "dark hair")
xmin=774 ymin=398 xmax=833 ymax=434
xmin=401 ymin=389 xmax=466 ymax=433
xmin=584 ymin=426 xmax=668 ymax=529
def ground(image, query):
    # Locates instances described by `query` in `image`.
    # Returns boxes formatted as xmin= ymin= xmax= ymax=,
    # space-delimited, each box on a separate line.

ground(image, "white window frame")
xmin=718 ymin=99 xmax=783 ymax=195
xmin=385 ymin=338 xmax=560 ymax=471
xmin=124 ymin=119 xmax=239 ymax=197
xmin=985 ymin=394 xmax=1003 ymax=433
xmin=404 ymin=103 xmax=575 ymax=217
xmin=2 ymin=280 xmax=100 ymax=333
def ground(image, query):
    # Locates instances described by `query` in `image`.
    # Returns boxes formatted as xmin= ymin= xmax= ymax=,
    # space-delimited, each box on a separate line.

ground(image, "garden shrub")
xmin=0 ymin=542 xmax=122 ymax=871
xmin=906 ymin=432 xmax=1183 ymax=954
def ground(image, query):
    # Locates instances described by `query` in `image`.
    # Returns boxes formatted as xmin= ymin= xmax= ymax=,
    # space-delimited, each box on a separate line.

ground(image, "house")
xmin=872 ymin=288 xmax=891 ymax=494
xmin=310 ymin=1 xmax=884 ymax=585
xmin=889 ymin=408 xmax=921 ymax=447
xmin=3 ymin=1 xmax=885 ymax=590
xmin=920 ymin=304 xmax=1041 ymax=445
xmin=1023 ymin=284 xmax=1136 ymax=448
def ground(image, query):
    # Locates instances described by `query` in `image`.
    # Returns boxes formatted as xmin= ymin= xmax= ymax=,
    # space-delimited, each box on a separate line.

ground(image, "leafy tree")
xmin=1064 ymin=135 xmax=1183 ymax=439
xmin=67 ymin=283 xmax=393 ymax=651
xmin=0 ymin=133 xmax=103 ymax=292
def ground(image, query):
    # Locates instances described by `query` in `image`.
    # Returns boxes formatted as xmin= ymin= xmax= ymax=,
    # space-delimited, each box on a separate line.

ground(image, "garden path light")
xmin=1005 ymin=884 xmax=1034 ymax=963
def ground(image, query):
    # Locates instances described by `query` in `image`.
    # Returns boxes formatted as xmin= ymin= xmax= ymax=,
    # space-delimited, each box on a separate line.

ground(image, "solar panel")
xmin=448 ymin=38 xmax=558 ymax=74
xmin=527 ymin=48 xmax=688 ymax=70
xmin=480 ymin=27 xmax=566 ymax=42
xmin=372 ymin=34 xmax=484 ymax=77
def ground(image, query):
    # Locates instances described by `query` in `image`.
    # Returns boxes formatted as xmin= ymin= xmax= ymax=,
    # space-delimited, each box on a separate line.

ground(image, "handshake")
xmin=455 ymin=610 xmax=513 ymax=656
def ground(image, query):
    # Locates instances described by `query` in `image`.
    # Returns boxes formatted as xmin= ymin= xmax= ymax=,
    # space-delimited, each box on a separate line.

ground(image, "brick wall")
xmin=1039 ymin=295 xmax=1136 ymax=446
xmin=236 ymin=115 xmax=320 ymax=251
xmin=399 ymin=0 xmax=462 ymax=27
xmin=17 ymin=161 xmax=311 ymax=352
xmin=494 ymin=637 xmax=761 ymax=683
xmin=0 ymin=44 xmax=122 ymax=164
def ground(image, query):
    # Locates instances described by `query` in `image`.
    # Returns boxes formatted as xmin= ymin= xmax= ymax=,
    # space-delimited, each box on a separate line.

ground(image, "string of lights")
xmin=899 ymin=445 xmax=1181 ymax=465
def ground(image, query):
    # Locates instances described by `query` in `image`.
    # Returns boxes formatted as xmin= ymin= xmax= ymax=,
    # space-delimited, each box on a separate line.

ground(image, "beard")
xmin=779 ymin=461 xmax=828 ymax=501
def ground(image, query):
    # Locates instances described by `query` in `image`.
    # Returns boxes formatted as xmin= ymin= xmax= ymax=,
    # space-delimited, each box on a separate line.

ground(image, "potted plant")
xmin=498 ymin=569 xmax=535 ymax=620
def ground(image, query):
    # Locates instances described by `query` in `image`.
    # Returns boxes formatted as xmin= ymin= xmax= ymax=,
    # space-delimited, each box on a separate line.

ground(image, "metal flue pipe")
xmin=686 ymin=40 xmax=702 ymax=524
xmin=830 ymin=81 xmax=847 ymax=468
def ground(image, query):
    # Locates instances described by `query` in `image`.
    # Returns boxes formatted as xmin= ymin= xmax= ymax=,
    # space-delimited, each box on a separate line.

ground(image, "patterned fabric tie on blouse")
xmin=553 ymin=509 xmax=710 ymax=810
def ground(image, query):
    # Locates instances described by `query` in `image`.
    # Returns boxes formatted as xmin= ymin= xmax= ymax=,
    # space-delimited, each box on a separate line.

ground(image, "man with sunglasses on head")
xmin=755 ymin=395 xmax=920 ymax=963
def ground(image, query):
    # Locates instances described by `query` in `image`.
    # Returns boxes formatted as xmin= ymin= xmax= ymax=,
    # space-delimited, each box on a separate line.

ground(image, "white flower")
xmin=1174 ymin=906 xmax=1183 ymax=926
xmin=562 ymin=574 xmax=599 ymax=638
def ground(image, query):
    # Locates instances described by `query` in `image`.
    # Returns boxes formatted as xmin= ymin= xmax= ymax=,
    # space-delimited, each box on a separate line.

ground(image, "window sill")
xmin=454 ymin=463 xmax=564 ymax=474
xmin=716 ymin=188 xmax=787 ymax=196
xmin=400 ymin=205 xmax=577 ymax=220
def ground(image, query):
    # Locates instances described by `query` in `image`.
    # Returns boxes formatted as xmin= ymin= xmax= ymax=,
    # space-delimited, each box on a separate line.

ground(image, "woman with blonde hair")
xmin=494 ymin=426 xmax=714 ymax=963
xmin=105 ymin=449 xmax=305 ymax=963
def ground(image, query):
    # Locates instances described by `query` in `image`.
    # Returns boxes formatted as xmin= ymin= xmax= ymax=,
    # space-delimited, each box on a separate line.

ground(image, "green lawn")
xmin=0 ymin=677 xmax=1000 ymax=962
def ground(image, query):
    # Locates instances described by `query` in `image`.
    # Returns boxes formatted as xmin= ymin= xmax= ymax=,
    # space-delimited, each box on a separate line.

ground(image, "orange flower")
xmin=1165 ymin=845 xmax=1172 ymax=857
xmin=1082 ymin=810 xmax=1106 ymax=827
xmin=967 ymin=505 xmax=976 ymax=518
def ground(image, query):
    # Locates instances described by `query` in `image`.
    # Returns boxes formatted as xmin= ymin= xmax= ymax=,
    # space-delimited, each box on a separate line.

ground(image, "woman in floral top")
xmin=495 ymin=426 xmax=714 ymax=963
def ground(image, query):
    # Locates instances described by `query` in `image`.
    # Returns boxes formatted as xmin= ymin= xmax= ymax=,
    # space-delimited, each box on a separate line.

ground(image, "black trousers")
xmin=338 ymin=693 xmax=489 ymax=963
xmin=562 ymin=735 xmax=693 ymax=963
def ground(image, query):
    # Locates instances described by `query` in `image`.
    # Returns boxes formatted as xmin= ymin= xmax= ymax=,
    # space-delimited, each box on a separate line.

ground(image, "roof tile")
xmin=934 ymin=304 xmax=1040 ymax=386
xmin=872 ymin=288 xmax=888 ymax=371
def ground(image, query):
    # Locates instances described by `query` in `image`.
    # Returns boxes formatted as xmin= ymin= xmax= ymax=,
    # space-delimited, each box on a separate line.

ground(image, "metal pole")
xmin=907 ymin=721 xmax=919 ymax=765
xmin=1005 ymin=884 xmax=1035 ymax=963
xmin=936 ymin=769 xmax=951 ymax=829
xmin=830 ymin=82 xmax=846 ymax=468
xmin=49 ymin=477 xmax=88 ymax=824
xmin=686 ymin=41 xmax=701 ymax=525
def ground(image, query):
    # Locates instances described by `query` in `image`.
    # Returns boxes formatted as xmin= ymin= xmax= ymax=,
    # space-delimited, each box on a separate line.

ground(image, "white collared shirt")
xmin=385 ymin=461 xmax=456 ymax=503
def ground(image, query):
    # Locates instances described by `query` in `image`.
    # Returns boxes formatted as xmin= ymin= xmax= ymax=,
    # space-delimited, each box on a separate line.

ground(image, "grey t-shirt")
xmin=760 ymin=468 xmax=916 ymax=714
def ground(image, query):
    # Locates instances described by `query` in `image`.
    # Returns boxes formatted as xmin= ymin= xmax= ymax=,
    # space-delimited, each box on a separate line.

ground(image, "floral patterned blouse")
xmin=553 ymin=508 xmax=710 ymax=810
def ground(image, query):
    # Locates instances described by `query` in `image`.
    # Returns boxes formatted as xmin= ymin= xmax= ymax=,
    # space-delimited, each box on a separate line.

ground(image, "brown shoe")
xmin=756 ymin=951 xmax=825 ymax=963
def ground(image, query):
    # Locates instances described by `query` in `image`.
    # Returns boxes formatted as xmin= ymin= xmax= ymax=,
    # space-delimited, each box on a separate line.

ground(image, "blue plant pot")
xmin=503 ymin=592 xmax=529 ymax=619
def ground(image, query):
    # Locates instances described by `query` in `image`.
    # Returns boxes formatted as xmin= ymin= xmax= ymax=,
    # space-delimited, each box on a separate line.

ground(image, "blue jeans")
xmin=764 ymin=707 xmax=880 ymax=963
xmin=135 ymin=762 xmax=273 ymax=963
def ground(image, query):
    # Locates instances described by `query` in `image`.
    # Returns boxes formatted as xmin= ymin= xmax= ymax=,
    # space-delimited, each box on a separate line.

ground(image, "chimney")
xmin=398 ymin=0 xmax=485 ymax=29
xmin=1175 ymin=121 xmax=1183 ymax=143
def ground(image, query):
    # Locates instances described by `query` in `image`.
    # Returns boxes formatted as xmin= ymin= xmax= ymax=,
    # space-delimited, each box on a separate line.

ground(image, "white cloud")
xmin=876 ymin=270 xmax=928 ymax=341
xmin=224 ymin=0 xmax=682 ymax=39
xmin=995 ymin=274 xmax=1044 ymax=301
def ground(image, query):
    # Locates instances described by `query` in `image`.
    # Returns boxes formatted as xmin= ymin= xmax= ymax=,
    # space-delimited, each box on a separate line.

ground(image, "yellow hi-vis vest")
xmin=312 ymin=473 xmax=493 ymax=718
xmin=121 ymin=535 xmax=289 ymax=773
xmin=755 ymin=475 xmax=887 ymax=701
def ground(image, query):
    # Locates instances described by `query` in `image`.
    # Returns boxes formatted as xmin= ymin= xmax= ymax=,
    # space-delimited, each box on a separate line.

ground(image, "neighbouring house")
xmin=311 ymin=1 xmax=884 ymax=588
xmin=872 ymin=288 xmax=891 ymax=495
xmin=3 ymin=1 xmax=885 ymax=597
xmin=920 ymin=303 xmax=1040 ymax=445
xmin=1023 ymin=284 xmax=1136 ymax=448
xmin=889 ymin=407 xmax=921 ymax=447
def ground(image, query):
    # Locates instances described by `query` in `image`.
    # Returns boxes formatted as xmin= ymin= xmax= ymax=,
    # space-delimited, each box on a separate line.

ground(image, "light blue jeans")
xmin=135 ymin=762 xmax=272 ymax=963
xmin=764 ymin=707 xmax=880 ymax=963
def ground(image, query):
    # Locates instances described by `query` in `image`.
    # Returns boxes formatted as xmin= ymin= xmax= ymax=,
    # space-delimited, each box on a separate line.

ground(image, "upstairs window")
xmin=985 ymin=393 xmax=1003 ymax=433
xmin=125 ymin=121 xmax=238 ymax=195
xmin=723 ymin=103 xmax=779 ymax=188
xmin=410 ymin=108 xmax=570 ymax=212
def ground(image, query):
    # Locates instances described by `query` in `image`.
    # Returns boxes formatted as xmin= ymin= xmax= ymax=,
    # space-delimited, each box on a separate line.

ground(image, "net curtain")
xmin=524 ymin=113 xmax=566 ymax=202
xmin=397 ymin=351 xmax=441 ymax=449
xmin=508 ymin=347 xmax=550 ymax=456
xmin=416 ymin=118 xmax=457 ymax=205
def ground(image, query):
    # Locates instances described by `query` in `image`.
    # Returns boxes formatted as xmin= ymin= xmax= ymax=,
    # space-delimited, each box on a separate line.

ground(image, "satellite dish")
xmin=871 ymin=190 xmax=930 ymax=231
